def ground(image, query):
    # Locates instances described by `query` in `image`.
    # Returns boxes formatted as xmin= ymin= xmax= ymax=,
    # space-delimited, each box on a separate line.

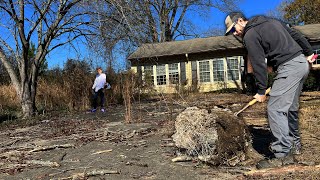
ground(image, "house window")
xmin=169 ymin=63 xmax=179 ymax=84
xmin=227 ymin=57 xmax=240 ymax=80
xmin=213 ymin=59 xmax=225 ymax=81
xmin=313 ymin=49 xmax=320 ymax=65
xmin=144 ymin=65 xmax=154 ymax=85
xmin=156 ymin=64 xmax=166 ymax=85
xmin=199 ymin=61 xmax=211 ymax=82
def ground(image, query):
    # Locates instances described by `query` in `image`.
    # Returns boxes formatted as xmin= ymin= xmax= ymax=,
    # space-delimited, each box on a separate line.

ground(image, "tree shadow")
xmin=0 ymin=114 xmax=18 ymax=123
xmin=249 ymin=125 xmax=275 ymax=158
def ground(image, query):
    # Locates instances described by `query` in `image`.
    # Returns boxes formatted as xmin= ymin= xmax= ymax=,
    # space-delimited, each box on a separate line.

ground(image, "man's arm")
xmin=92 ymin=77 xmax=97 ymax=91
xmin=243 ymin=31 xmax=268 ymax=95
xmin=281 ymin=22 xmax=314 ymax=56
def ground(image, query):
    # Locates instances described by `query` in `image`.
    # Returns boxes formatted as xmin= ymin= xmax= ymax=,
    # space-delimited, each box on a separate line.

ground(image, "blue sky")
xmin=46 ymin=0 xmax=284 ymax=69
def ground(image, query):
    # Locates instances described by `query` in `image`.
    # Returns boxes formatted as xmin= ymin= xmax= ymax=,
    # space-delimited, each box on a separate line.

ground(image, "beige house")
xmin=128 ymin=24 xmax=320 ymax=93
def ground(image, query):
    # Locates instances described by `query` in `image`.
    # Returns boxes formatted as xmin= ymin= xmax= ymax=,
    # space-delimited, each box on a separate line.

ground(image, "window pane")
xmin=213 ymin=59 xmax=224 ymax=82
xmin=199 ymin=61 xmax=210 ymax=82
xmin=144 ymin=65 xmax=154 ymax=85
xmin=227 ymin=58 xmax=239 ymax=80
xmin=313 ymin=49 xmax=320 ymax=65
xmin=169 ymin=63 xmax=179 ymax=84
xmin=156 ymin=65 xmax=166 ymax=85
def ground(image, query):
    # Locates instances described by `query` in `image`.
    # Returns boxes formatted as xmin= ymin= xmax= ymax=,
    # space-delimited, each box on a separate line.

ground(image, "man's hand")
xmin=306 ymin=53 xmax=315 ymax=63
xmin=254 ymin=93 xmax=266 ymax=102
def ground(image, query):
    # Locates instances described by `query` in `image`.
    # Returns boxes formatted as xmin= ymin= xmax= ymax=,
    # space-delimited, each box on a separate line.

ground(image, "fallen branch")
xmin=0 ymin=139 xmax=20 ymax=148
xmin=91 ymin=149 xmax=113 ymax=155
xmin=172 ymin=155 xmax=192 ymax=162
xmin=26 ymin=160 xmax=60 ymax=167
xmin=61 ymin=169 xmax=120 ymax=179
xmin=29 ymin=144 xmax=75 ymax=153
xmin=160 ymin=143 xmax=175 ymax=147
xmin=244 ymin=164 xmax=320 ymax=177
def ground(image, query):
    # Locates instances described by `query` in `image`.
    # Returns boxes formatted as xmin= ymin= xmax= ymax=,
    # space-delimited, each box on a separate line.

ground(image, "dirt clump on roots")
xmin=172 ymin=106 xmax=254 ymax=166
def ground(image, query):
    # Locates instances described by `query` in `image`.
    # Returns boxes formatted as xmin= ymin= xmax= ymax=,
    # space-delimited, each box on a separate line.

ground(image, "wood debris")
xmin=91 ymin=149 xmax=113 ymax=155
xmin=29 ymin=144 xmax=75 ymax=153
xmin=26 ymin=160 xmax=60 ymax=167
xmin=61 ymin=169 xmax=120 ymax=179
xmin=171 ymin=155 xmax=192 ymax=162
xmin=160 ymin=143 xmax=175 ymax=147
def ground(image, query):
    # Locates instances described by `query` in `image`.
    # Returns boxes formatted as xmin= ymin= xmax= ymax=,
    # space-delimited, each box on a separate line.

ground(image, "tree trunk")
xmin=20 ymin=81 xmax=37 ymax=118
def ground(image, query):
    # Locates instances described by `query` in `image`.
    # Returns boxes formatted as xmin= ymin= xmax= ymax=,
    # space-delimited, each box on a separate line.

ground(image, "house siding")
xmin=131 ymin=56 xmax=243 ymax=93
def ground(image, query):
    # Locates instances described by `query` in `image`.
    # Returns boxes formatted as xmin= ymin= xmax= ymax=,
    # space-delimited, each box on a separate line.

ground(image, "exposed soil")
xmin=0 ymin=91 xmax=320 ymax=180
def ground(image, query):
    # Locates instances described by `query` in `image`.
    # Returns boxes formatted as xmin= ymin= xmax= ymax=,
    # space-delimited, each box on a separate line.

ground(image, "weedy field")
xmin=0 ymin=91 xmax=320 ymax=180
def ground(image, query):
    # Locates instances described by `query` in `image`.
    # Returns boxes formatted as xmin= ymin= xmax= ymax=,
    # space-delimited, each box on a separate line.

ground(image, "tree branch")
xmin=0 ymin=47 xmax=20 ymax=94
xmin=27 ymin=0 xmax=54 ymax=41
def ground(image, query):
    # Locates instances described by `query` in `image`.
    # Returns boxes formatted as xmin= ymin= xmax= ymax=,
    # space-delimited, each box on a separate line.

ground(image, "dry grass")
xmin=0 ymin=85 xmax=19 ymax=111
xmin=300 ymin=105 xmax=320 ymax=133
xmin=0 ymin=77 xmax=92 ymax=113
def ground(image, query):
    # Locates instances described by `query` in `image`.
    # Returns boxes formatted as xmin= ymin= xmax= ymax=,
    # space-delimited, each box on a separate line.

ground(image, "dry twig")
xmin=29 ymin=144 xmax=75 ymax=153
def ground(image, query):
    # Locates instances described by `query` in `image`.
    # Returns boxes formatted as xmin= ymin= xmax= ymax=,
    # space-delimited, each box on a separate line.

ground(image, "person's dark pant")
xmin=92 ymin=89 xmax=105 ymax=109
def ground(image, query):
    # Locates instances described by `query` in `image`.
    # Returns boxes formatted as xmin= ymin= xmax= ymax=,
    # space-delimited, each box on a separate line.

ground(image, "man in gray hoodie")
xmin=225 ymin=12 xmax=315 ymax=169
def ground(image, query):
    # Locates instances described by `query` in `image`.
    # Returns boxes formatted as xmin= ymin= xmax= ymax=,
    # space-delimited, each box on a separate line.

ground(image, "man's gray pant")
xmin=268 ymin=54 xmax=309 ymax=158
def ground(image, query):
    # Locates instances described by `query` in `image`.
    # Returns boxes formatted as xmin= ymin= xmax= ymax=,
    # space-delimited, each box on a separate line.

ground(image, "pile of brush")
xmin=172 ymin=106 xmax=253 ymax=166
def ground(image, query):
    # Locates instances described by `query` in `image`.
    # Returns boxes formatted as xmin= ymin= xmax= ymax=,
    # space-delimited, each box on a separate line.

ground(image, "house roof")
xmin=128 ymin=23 xmax=320 ymax=60
xmin=294 ymin=24 xmax=320 ymax=42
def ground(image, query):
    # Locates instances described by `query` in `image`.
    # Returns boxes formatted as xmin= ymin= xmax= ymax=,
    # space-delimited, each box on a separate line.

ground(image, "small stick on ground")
xmin=29 ymin=144 xmax=75 ymax=153
xmin=26 ymin=160 xmax=60 ymax=167
xmin=61 ymin=169 xmax=120 ymax=179
xmin=172 ymin=156 xmax=192 ymax=162
xmin=91 ymin=149 xmax=113 ymax=155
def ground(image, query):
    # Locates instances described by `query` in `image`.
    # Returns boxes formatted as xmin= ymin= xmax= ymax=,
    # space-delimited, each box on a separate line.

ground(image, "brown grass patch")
xmin=0 ymin=85 xmax=19 ymax=110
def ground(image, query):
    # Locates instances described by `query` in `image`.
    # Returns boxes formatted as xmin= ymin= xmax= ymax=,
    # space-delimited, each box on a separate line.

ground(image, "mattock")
xmin=234 ymin=87 xmax=271 ymax=117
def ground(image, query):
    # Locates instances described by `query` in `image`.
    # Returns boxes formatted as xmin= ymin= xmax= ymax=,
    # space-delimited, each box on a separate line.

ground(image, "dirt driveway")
xmin=1 ymin=92 xmax=320 ymax=179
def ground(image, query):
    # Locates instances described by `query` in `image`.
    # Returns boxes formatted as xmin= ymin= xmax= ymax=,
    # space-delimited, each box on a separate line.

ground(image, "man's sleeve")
xmin=281 ymin=22 xmax=313 ymax=56
xmin=243 ymin=31 xmax=268 ymax=95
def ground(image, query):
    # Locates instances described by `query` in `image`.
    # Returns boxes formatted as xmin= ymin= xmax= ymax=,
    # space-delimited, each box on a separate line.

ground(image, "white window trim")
xmin=197 ymin=60 xmax=212 ymax=84
xmin=168 ymin=63 xmax=180 ymax=85
xmin=197 ymin=56 xmax=242 ymax=84
xmin=155 ymin=64 xmax=167 ymax=86
xmin=152 ymin=65 xmax=156 ymax=86
xmin=225 ymin=56 xmax=241 ymax=82
xmin=212 ymin=58 xmax=226 ymax=82
xmin=151 ymin=63 xmax=181 ymax=86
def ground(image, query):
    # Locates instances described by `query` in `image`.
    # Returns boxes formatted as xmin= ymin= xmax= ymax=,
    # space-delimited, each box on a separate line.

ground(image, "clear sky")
xmin=46 ymin=0 xmax=284 ymax=69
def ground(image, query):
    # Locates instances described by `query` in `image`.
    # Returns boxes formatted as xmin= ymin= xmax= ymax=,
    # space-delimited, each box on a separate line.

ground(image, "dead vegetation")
xmin=172 ymin=106 xmax=251 ymax=166
xmin=0 ymin=91 xmax=319 ymax=179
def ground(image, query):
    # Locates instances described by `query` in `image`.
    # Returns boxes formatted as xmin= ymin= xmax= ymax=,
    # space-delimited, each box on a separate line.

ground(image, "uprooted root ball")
xmin=172 ymin=106 xmax=251 ymax=166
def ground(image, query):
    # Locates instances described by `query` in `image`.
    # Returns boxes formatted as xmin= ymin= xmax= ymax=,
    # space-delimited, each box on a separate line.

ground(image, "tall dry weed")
xmin=121 ymin=71 xmax=138 ymax=123
xmin=0 ymin=85 xmax=19 ymax=110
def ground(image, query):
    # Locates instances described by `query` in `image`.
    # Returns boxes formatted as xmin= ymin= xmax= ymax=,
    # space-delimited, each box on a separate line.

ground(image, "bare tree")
xmin=87 ymin=0 xmax=239 ymax=68
xmin=0 ymin=0 xmax=92 ymax=117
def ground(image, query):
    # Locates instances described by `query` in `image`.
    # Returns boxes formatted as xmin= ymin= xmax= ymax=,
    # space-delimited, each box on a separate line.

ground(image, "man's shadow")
xmin=248 ymin=125 xmax=275 ymax=158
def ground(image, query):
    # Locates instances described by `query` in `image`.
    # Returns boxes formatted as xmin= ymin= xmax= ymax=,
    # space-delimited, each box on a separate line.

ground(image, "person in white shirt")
xmin=91 ymin=67 xmax=106 ymax=112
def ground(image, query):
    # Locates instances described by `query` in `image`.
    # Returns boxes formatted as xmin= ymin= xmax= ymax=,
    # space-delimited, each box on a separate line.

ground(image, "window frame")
xmin=168 ymin=63 xmax=180 ymax=84
xmin=198 ymin=60 xmax=212 ymax=83
xmin=226 ymin=56 xmax=240 ymax=81
xmin=143 ymin=65 xmax=155 ymax=86
xmin=212 ymin=58 xmax=225 ymax=82
xmin=313 ymin=49 xmax=320 ymax=65
xmin=156 ymin=64 xmax=167 ymax=86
